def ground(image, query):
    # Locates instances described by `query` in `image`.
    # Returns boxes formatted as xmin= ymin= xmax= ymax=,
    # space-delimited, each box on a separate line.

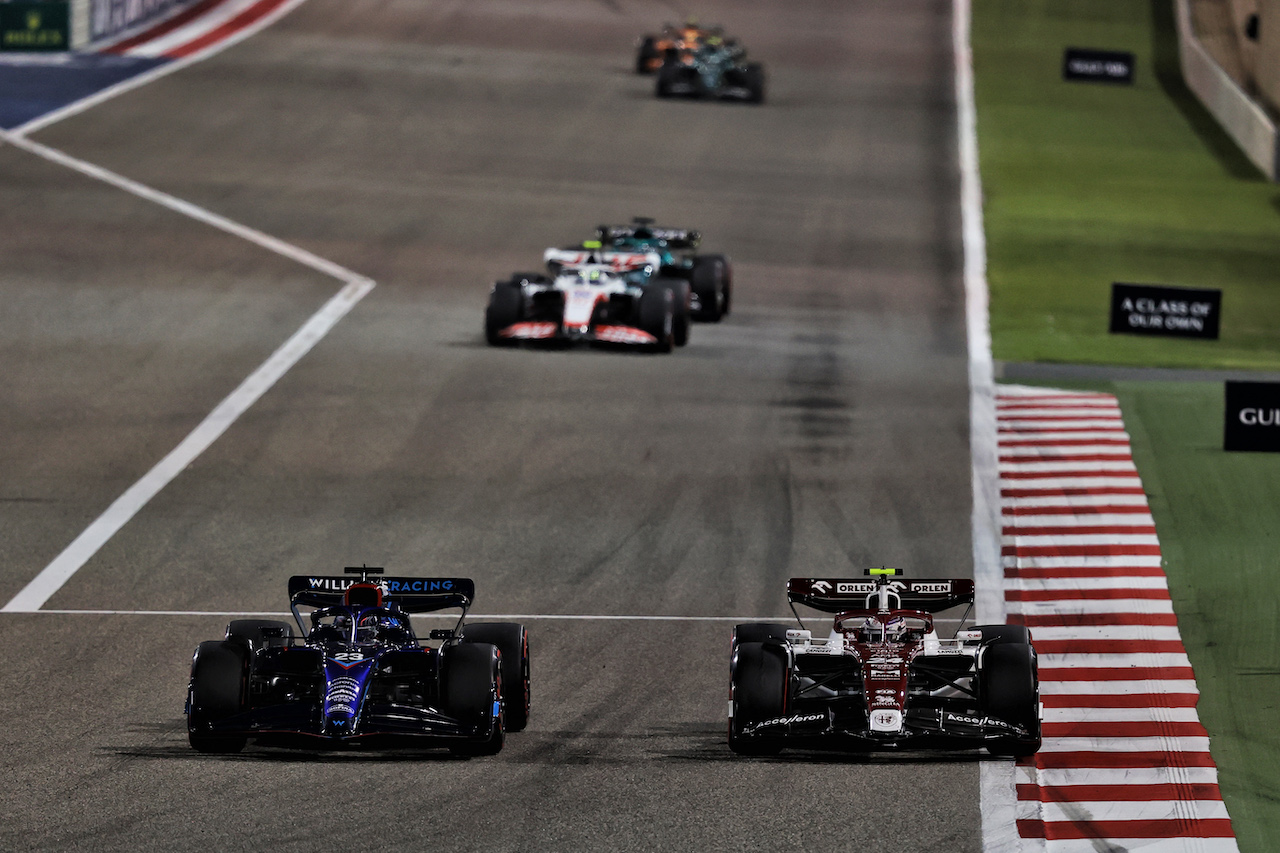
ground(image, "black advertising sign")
xmin=1109 ymin=283 xmax=1221 ymax=339
xmin=1224 ymin=382 xmax=1280 ymax=452
xmin=0 ymin=2 xmax=69 ymax=52
xmin=1063 ymin=48 xmax=1135 ymax=84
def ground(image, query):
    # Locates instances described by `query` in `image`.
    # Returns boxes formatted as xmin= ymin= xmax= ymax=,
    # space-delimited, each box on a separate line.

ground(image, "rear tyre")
xmin=445 ymin=642 xmax=504 ymax=756
xmin=731 ymin=623 xmax=791 ymax=648
xmin=225 ymin=619 xmax=293 ymax=653
xmin=973 ymin=625 xmax=1033 ymax=646
xmin=691 ymin=255 xmax=729 ymax=321
xmin=638 ymin=286 xmax=675 ymax=353
xmin=187 ymin=641 xmax=248 ymax=754
xmin=461 ymin=623 xmax=530 ymax=732
xmin=743 ymin=63 xmax=765 ymax=104
xmin=981 ymin=643 xmax=1041 ymax=757
xmin=729 ymin=641 xmax=788 ymax=756
xmin=636 ymin=36 xmax=658 ymax=74
xmin=485 ymin=280 xmax=524 ymax=346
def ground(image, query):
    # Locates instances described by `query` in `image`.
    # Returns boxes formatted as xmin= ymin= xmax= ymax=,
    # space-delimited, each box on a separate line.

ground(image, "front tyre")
xmin=656 ymin=278 xmax=691 ymax=346
xmin=728 ymin=641 xmax=788 ymax=756
xmin=638 ymin=286 xmax=675 ymax=353
xmin=187 ymin=640 xmax=248 ymax=754
xmin=981 ymin=643 xmax=1041 ymax=757
xmin=485 ymin=280 xmax=524 ymax=346
xmin=445 ymin=642 xmax=505 ymax=756
xmin=461 ymin=623 xmax=530 ymax=732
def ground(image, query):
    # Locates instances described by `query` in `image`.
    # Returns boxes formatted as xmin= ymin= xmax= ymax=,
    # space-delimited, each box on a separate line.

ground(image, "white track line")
xmin=8 ymin=610 xmax=801 ymax=622
xmin=0 ymin=127 xmax=375 ymax=614
xmin=11 ymin=609 xmax=973 ymax=624
xmin=0 ymin=131 xmax=369 ymax=284
xmin=955 ymin=0 xmax=1021 ymax=850
xmin=2 ymin=277 xmax=371 ymax=613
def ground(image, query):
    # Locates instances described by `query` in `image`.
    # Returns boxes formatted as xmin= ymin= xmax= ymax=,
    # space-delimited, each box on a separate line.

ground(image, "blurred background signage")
xmin=1110 ymin=282 xmax=1221 ymax=339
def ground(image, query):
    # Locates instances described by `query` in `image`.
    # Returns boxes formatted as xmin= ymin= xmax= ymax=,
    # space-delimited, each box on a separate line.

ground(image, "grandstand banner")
xmin=89 ymin=0 xmax=186 ymax=42
xmin=1063 ymin=48 xmax=1135 ymax=84
xmin=1 ymin=2 xmax=70 ymax=51
xmin=1109 ymin=282 xmax=1221 ymax=339
xmin=1224 ymin=381 xmax=1280 ymax=452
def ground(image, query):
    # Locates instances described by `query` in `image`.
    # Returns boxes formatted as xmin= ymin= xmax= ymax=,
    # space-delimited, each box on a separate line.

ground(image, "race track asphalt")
xmin=0 ymin=1 xmax=985 ymax=849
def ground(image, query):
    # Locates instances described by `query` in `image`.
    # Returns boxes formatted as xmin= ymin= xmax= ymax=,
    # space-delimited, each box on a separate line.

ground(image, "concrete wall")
xmin=1176 ymin=0 xmax=1279 ymax=179
xmin=1259 ymin=0 xmax=1280 ymax=116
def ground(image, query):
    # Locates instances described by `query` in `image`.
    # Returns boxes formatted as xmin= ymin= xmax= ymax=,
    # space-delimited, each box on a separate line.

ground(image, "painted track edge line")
xmin=1 ymin=278 xmax=373 ymax=613
xmin=3 ymin=610 xmax=804 ymax=621
xmin=956 ymin=0 xmax=1023 ymax=851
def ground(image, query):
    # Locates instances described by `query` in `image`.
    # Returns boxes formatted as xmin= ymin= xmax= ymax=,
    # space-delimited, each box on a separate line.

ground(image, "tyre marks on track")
xmin=996 ymin=385 xmax=1239 ymax=852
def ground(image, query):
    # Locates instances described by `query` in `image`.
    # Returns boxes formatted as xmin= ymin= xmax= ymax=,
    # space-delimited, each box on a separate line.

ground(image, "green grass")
xmin=973 ymin=0 xmax=1280 ymax=369
xmin=972 ymin=2 xmax=1280 ymax=846
xmin=1007 ymin=379 xmax=1280 ymax=852
xmin=1119 ymin=383 xmax=1280 ymax=853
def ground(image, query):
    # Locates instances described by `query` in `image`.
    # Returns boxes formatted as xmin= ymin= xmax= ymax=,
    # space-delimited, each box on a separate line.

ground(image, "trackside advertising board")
xmin=89 ymin=0 xmax=188 ymax=42
xmin=1224 ymin=381 xmax=1280 ymax=452
xmin=1 ymin=2 xmax=69 ymax=51
xmin=1109 ymin=282 xmax=1221 ymax=339
xmin=1062 ymin=47 xmax=1135 ymax=84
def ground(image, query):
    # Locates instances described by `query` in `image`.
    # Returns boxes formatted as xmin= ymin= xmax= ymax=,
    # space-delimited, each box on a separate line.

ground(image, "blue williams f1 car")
xmin=185 ymin=567 xmax=530 ymax=755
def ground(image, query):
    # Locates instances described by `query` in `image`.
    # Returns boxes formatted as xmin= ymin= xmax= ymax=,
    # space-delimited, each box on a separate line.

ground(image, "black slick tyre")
xmin=637 ymin=286 xmax=675 ymax=353
xmin=981 ymin=643 xmax=1041 ymax=757
xmin=743 ymin=63 xmax=765 ymax=104
xmin=728 ymin=641 xmax=788 ymax=756
xmin=445 ymin=642 xmax=504 ymax=756
xmin=461 ymin=622 xmax=530 ymax=732
xmin=690 ymin=255 xmax=729 ymax=321
xmin=732 ymin=623 xmax=791 ymax=648
xmin=485 ymin=280 xmax=524 ymax=346
xmin=973 ymin=625 xmax=1033 ymax=645
xmin=636 ymin=36 xmax=658 ymax=74
xmin=657 ymin=278 xmax=691 ymax=346
xmin=225 ymin=619 xmax=293 ymax=653
xmin=656 ymin=62 xmax=683 ymax=98
xmin=187 ymin=640 xmax=248 ymax=754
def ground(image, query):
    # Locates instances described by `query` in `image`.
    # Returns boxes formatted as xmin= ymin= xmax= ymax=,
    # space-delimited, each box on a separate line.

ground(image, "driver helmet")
xmin=885 ymin=615 xmax=908 ymax=642
xmin=858 ymin=617 xmax=880 ymax=642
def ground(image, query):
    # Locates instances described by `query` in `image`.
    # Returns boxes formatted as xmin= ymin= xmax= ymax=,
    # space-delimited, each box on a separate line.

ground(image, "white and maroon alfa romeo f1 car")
xmin=729 ymin=568 xmax=1041 ymax=756
xmin=483 ymin=245 xmax=690 ymax=352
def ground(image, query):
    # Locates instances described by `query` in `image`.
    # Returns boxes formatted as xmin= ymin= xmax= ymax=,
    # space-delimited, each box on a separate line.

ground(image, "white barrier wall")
xmin=1176 ymin=0 xmax=1279 ymax=179
xmin=69 ymin=0 xmax=204 ymax=49
xmin=1259 ymin=0 xmax=1280 ymax=117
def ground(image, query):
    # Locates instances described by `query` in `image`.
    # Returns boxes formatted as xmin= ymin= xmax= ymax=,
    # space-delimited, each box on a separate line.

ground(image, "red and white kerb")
xmin=997 ymin=385 xmax=1239 ymax=852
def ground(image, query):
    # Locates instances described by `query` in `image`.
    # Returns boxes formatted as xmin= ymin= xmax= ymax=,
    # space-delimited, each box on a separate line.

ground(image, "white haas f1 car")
xmin=484 ymin=245 xmax=691 ymax=352
xmin=729 ymin=568 xmax=1041 ymax=757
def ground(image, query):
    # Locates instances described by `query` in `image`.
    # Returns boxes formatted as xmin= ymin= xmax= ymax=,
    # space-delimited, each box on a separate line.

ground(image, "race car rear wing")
xmin=288 ymin=575 xmax=475 ymax=613
xmin=787 ymin=577 xmax=975 ymax=614
xmin=544 ymin=247 xmax=661 ymax=272
xmin=598 ymin=223 xmax=701 ymax=249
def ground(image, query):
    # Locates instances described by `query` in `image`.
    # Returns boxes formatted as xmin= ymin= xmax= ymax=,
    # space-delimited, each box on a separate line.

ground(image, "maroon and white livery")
xmin=729 ymin=568 xmax=1042 ymax=756
xmin=484 ymin=249 xmax=691 ymax=352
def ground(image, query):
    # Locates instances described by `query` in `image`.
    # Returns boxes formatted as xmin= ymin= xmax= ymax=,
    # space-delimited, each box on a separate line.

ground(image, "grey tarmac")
xmin=0 ymin=1 xmax=984 ymax=850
